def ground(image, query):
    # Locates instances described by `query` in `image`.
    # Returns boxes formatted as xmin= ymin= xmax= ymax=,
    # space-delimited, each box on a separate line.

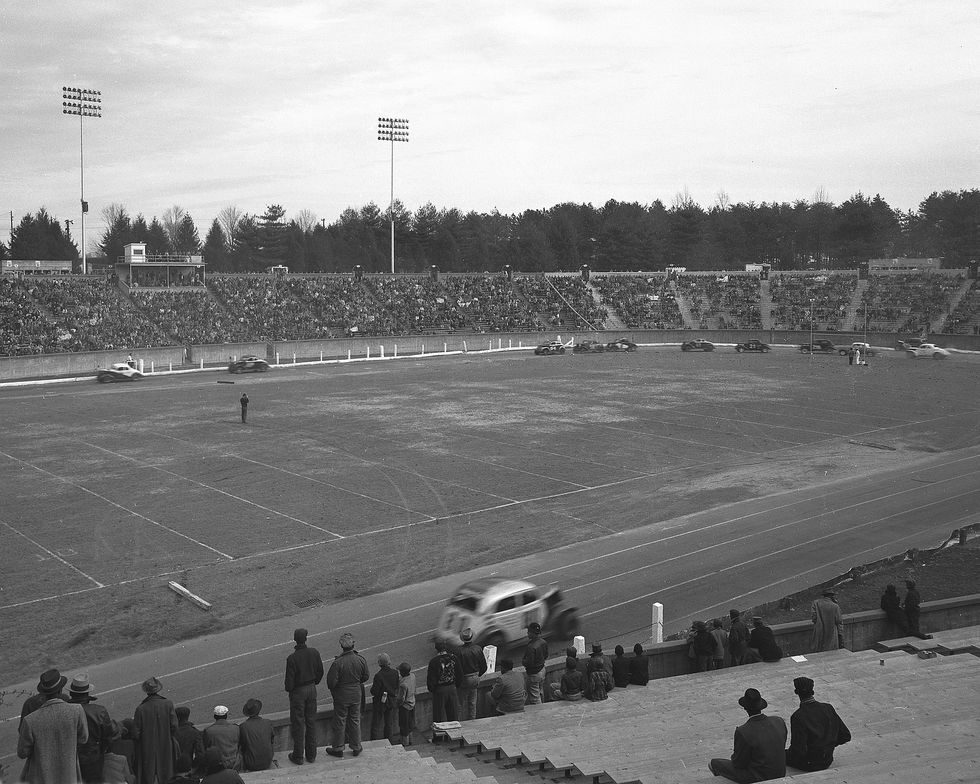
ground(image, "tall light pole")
xmin=62 ymin=86 xmax=102 ymax=275
xmin=809 ymin=297 xmax=815 ymax=359
xmin=377 ymin=117 xmax=409 ymax=274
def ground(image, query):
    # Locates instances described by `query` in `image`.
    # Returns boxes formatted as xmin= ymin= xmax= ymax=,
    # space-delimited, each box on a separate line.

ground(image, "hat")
xmin=751 ymin=616 xmax=764 ymax=625
xmin=339 ymin=632 xmax=355 ymax=649
xmin=213 ymin=705 xmax=229 ymax=717
xmin=294 ymin=628 xmax=308 ymax=643
xmin=693 ymin=620 xmax=707 ymax=631
xmin=242 ymin=699 xmax=262 ymax=716
xmin=141 ymin=677 xmax=163 ymax=695
xmin=591 ymin=643 xmax=603 ymax=654
xmin=793 ymin=677 xmax=815 ymax=696
xmin=460 ymin=628 xmax=474 ymax=642
xmin=729 ymin=609 xmax=741 ymax=620
xmin=69 ymin=674 xmax=96 ymax=701
xmin=822 ymin=589 xmax=837 ymax=597
xmin=737 ymin=688 xmax=768 ymax=711
xmin=527 ymin=622 xmax=542 ymax=634
xmin=38 ymin=669 xmax=67 ymax=695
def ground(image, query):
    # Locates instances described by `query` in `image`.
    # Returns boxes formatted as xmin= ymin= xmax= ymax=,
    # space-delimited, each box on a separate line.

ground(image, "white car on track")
xmin=96 ymin=363 xmax=144 ymax=382
xmin=906 ymin=343 xmax=950 ymax=360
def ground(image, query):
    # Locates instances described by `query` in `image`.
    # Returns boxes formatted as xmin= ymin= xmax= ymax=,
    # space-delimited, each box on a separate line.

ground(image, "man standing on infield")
xmin=240 ymin=393 xmax=249 ymax=423
xmin=284 ymin=628 xmax=323 ymax=766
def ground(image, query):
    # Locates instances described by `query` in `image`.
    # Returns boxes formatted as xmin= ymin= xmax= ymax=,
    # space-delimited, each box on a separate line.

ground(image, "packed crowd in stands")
xmin=0 ymin=270 xmax=974 ymax=357
xmin=942 ymin=281 xmax=980 ymax=334
xmin=592 ymin=275 xmax=682 ymax=328
xmin=862 ymin=272 xmax=965 ymax=333
xmin=768 ymin=273 xmax=857 ymax=331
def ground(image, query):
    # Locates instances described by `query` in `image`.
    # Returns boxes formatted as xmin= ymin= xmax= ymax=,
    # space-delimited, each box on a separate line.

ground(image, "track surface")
xmin=1 ymin=346 xmax=978 ymax=761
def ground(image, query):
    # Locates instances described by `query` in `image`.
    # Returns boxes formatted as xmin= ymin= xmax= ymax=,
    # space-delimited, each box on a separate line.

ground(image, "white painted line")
xmin=1 ymin=520 xmax=104 ymax=588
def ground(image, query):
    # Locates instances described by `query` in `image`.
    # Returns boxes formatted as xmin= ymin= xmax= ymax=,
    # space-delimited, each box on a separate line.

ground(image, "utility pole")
xmin=62 ymin=86 xmax=102 ymax=274
xmin=377 ymin=117 xmax=409 ymax=274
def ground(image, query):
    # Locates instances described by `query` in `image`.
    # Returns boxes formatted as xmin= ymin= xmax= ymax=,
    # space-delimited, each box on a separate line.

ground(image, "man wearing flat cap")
xmin=17 ymin=668 xmax=88 ymax=784
xmin=203 ymin=705 xmax=241 ymax=772
xmin=133 ymin=676 xmax=178 ymax=784
xmin=326 ymin=632 xmax=370 ymax=758
xmin=810 ymin=589 xmax=844 ymax=652
xmin=68 ymin=674 xmax=115 ymax=783
xmin=284 ymin=628 xmax=324 ymax=765
xmin=239 ymin=699 xmax=274 ymax=772
xmin=521 ymin=622 xmax=549 ymax=704
xmin=786 ymin=677 xmax=851 ymax=771
xmin=709 ymin=688 xmax=787 ymax=782
xmin=455 ymin=628 xmax=488 ymax=721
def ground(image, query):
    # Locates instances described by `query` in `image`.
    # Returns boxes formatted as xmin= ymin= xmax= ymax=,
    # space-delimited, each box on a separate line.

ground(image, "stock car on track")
xmin=228 ymin=356 xmax=271 ymax=373
xmin=799 ymin=339 xmax=837 ymax=354
xmin=681 ymin=339 xmax=715 ymax=352
xmin=840 ymin=342 xmax=877 ymax=357
xmin=96 ymin=363 xmax=143 ymax=383
xmin=573 ymin=339 xmax=606 ymax=353
xmin=605 ymin=338 xmax=638 ymax=352
xmin=734 ymin=339 xmax=771 ymax=353
xmin=534 ymin=340 xmax=567 ymax=355
xmin=434 ymin=577 xmax=580 ymax=649
xmin=906 ymin=343 xmax=950 ymax=359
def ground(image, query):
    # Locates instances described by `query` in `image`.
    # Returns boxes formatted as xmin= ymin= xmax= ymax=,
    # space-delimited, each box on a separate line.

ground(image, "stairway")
xmin=935 ymin=277 xmax=975 ymax=333
xmin=758 ymin=279 xmax=774 ymax=330
xmin=670 ymin=282 xmax=697 ymax=329
xmin=586 ymin=282 xmax=626 ymax=330
xmin=843 ymin=279 xmax=867 ymax=332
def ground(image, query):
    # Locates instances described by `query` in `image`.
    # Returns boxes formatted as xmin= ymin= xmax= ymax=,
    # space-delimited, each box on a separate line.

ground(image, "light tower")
xmin=62 ymin=86 xmax=102 ymax=274
xmin=377 ymin=117 xmax=409 ymax=274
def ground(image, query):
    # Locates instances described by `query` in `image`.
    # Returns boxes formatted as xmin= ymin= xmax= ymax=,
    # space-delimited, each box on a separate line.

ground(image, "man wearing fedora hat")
xmin=68 ymin=674 xmax=115 ymax=783
xmin=17 ymin=668 xmax=88 ymax=784
xmin=132 ymin=676 xmax=178 ymax=784
xmin=709 ymin=688 xmax=787 ymax=782
xmin=810 ymin=589 xmax=844 ymax=651
xmin=239 ymin=699 xmax=274 ymax=772
xmin=19 ymin=669 xmax=66 ymax=732
xmin=455 ymin=628 xmax=488 ymax=721
xmin=786 ymin=677 xmax=851 ymax=772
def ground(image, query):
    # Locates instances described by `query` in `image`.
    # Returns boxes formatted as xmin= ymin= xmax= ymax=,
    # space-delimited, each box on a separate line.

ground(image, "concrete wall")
xmin=187 ymin=343 xmax=270 ymax=365
xmin=255 ymin=593 xmax=980 ymax=751
xmin=0 ymin=347 xmax=186 ymax=381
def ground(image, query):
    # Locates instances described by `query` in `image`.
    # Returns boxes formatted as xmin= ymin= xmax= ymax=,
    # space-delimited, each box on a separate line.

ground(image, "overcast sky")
xmin=2 ymin=1 xmax=978 ymax=249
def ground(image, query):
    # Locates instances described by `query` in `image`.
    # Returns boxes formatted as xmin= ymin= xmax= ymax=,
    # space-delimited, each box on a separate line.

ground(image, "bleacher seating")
xmin=862 ymin=273 xmax=963 ymax=333
xmin=943 ymin=281 xmax=980 ymax=334
xmin=130 ymin=288 xmax=251 ymax=345
xmin=768 ymin=273 xmax=857 ymax=331
xmin=592 ymin=276 xmax=683 ymax=329
xmin=675 ymin=275 xmax=762 ymax=329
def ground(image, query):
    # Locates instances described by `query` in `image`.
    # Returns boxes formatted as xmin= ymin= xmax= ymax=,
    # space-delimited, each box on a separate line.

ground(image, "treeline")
xmin=4 ymin=190 xmax=978 ymax=273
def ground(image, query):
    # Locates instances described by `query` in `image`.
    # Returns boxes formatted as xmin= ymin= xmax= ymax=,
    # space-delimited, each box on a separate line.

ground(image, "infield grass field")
xmin=1 ymin=346 xmax=978 ymax=683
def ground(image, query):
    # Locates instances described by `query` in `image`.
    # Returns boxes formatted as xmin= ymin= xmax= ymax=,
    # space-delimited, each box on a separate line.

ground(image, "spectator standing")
xmin=689 ymin=621 xmax=715 ymax=671
xmin=710 ymin=619 xmax=729 ymax=669
xmin=455 ymin=628 xmax=488 ymax=720
xmin=488 ymin=660 xmax=526 ymax=714
xmin=239 ymin=393 xmax=248 ymax=424
xmin=879 ymin=584 xmax=908 ymax=636
xmin=325 ymin=632 xmax=369 ymax=758
xmin=708 ymin=688 xmax=787 ymax=783
xmin=238 ymin=699 xmax=274 ymax=772
xmin=521 ymin=622 xmax=548 ymax=704
xmin=785 ymin=677 xmax=851 ymax=772
xmin=283 ymin=628 xmax=323 ymax=766
xmin=810 ymin=590 xmax=844 ymax=651
xmin=202 ymin=706 xmax=240 ymax=772
xmin=198 ymin=748 xmax=244 ymax=784
xmin=16 ymin=668 xmax=88 ymax=784
xmin=68 ymin=674 xmax=115 ymax=784
xmin=109 ymin=719 xmax=137 ymax=777
xmin=173 ymin=707 xmax=204 ymax=774
xmin=394 ymin=662 xmax=416 ymax=747
xmin=628 ymin=643 xmax=649 ymax=686
xmin=903 ymin=580 xmax=924 ymax=636
xmin=369 ymin=654 xmax=398 ymax=741
xmin=426 ymin=639 xmax=461 ymax=724
xmin=611 ymin=645 xmax=631 ymax=688
xmin=748 ymin=618 xmax=783 ymax=663
xmin=20 ymin=669 xmax=65 ymax=732
xmin=132 ymin=677 xmax=178 ymax=784
xmin=727 ymin=610 xmax=750 ymax=666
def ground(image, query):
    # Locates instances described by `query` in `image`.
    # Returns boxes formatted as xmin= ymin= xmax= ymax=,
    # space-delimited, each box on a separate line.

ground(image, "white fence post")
xmin=169 ymin=362 xmax=173 ymax=372
xmin=444 ymin=343 xmax=448 ymax=353
xmin=380 ymin=345 xmax=385 ymax=358
xmin=200 ymin=358 xmax=204 ymax=369
xmin=652 ymin=602 xmax=664 ymax=644
xmin=573 ymin=635 xmax=586 ymax=656
xmin=348 ymin=349 xmax=352 ymax=360
xmin=421 ymin=344 xmax=425 ymax=355
xmin=320 ymin=351 xmax=323 ymax=361
xmin=276 ymin=352 xmax=280 ymax=364
xmin=293 ymin=353 xmax=297 ymax=364
xmin=394 ymin=344 xmax=398 ymax=357
xmin=150 ymin=361 xmax=154 ymax=373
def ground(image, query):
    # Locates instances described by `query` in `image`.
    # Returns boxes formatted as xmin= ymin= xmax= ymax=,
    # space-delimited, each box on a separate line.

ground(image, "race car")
xmin=96 ymin=363 xmax=143 ymax=383
xmin=605 ymin=338 xmax=638 ymax=352
xmin=434 ymin=577 xmax=580 ymax=650
xmin=839 ymin=342 xmax=877 ymax=357
xmin=228 ymin=356 xmax=271 ymax=373
xmin=800 ymin=339 xmax=837 ymax=354
xmin=681 ymin=339 xmax=715 ymax=352
xmin=534 ymin=340 xmax=567 ymax=355
xmin=573 ymin=339 xmax=606 ymax=353
xmin=734 ymin=340 xmax=770 ymax=353
xmin=906 ymin=343 xmax=950 ymax=359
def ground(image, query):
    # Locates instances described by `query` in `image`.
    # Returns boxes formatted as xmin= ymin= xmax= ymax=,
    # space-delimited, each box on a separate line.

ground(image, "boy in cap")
xmin=239 ymin=698 xmax=274 ymax=772
xmin=394 ymin=662 xmax=416 ymax=746
xmin=709 ymin=688 xmax=787 ymax=782
xmin=369 ymin=653 xmax=398 ymax=741
xmin=786 ymin=677 xmax=851 ymax=771
xmin=203 ymin=705 xmax=241 ymax=772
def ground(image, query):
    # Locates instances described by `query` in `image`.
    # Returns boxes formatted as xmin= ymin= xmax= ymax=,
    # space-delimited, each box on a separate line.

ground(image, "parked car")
xmin=573 ymin=339 xmax=606 ymax=354
xmin=605 ymin=338 xmax=638 ymax=352
xmin=734 ymin=340 xmax=771 ymax=353
xmin=839 ymin=342 xmax=877 ymax=357
xmin=800 ymin=339 xmax=837 ymax=354
xmin=96 ymin=363 xmax=143 ymax=383
xmin=681 ymin=339 xmax=715 ymax=352
xmin=906 ymin=343 xmax=950 ymax=359
xmin=534 ymin=340 xmax=567 ymax=355
xmin=228 ymin=356 xmax=271 ymax=373
xmin=434 ymin=577 xmax=580 ymax=649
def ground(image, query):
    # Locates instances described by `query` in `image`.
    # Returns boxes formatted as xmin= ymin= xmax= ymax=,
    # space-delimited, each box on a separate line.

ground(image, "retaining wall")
xmin=0 ymin=347 xmax=186 ymax=381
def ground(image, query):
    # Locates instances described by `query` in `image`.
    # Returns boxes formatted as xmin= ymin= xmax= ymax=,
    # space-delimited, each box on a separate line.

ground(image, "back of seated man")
xmin=709 ymin=688 xmax=786 ymax=783
xmin=786 ymin=677 xmax=851 ymax=772
xmin=488 ymin=659 xmax=525 ymax=714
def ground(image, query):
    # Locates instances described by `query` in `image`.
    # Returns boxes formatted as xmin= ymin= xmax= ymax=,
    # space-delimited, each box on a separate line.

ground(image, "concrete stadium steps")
xmin=242 ymin=740 xmax=503 ymax=784
xmin=874 ymin=624 xmax=980 ymax=656
xmin=439 ymin=648 xmax=979 ymax=784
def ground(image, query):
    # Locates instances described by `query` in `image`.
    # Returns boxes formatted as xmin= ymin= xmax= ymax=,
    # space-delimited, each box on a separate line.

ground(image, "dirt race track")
xmin=1 ymin=345 xmax=978 ymax=691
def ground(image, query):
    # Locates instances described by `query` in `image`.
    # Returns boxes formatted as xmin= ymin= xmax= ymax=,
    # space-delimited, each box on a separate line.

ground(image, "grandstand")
xmin=0 ymin=269 xmax=977 ymax=358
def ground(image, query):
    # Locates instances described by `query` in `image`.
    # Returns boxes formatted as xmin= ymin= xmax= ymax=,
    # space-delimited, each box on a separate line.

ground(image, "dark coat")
xmin=284 ymin=643 xmax=324 ymax=693
xmin=731 ymin=713 xmax=787 ymax=780
xmin=787 ymin=699 xmax=851 ymax=771
xmin=238 ymin=716 xmax=274 ymax=772
xmin=749 ymin=625 xmax=783 ymax=662
xmin=611 ymin=655 xmax=631 ymax=688
xmin=628 ymin=654 xmax=649 ymax=685
xmin=370 ymin=665 xmax=399 ymax=706
xmin=326 ymin=649 xmax=370 ymax=704
xmin=133 ymin=693 xmax=178 ymax=784
xmin=75 ymin=700 xmax=115 ymax=783
xmin=174 ymin=721 xmax=204 ymax=769
xmin=17 ymin=697 xmax=88 ymax=784
xmin=202 ymin=720 xmax=241 ymax=772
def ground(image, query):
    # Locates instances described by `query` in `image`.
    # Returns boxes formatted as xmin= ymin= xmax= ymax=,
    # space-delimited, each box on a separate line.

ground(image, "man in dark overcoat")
xmin=283 ymin=627 xmax=324 ymax=765
xmin=68 ymin=674 xmax=115 ymax=784
xmin=132 ymin=676 xmax=178 ymax=784
xmin=785 ymin=676 xmax=851 ymax=771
